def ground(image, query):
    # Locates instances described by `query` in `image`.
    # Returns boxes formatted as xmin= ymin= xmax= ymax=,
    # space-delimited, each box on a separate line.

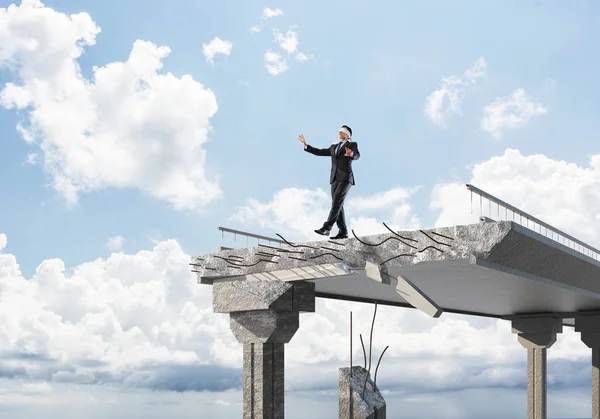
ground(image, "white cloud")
xmin=424 ymin=57 xmax=487 ymax=126
xmin=230 ymin=185 xmax=422 ymax=241
xmin=264 ymin=50 xmax=288 ymax=75
xmin=0 ymin=234 xmax=238 ymax=393
xmin=105 ymin=235 xmax=125 ymax=252
xmin=0 ymin=1 xmax=222 ymax=210
xmin=481 ymin=88 xmax=548 ymax=139
xmin=272 ymin=28 xmax=312 ymax=65
xmin=262 ymin=7 xmax=283 ymax=19
xmin=0 ymin=233 xmax=6 ymax=251
xmin=250 ymin=7 xmax=284 ymax=33
xmin=273 ymin=29 xmax=298 ymax=54
xmin=2 ymin=145 xmax=599 ymax=403
xmin=431 ymin=148 xmax=600 ymax=247
xmin=202 ymin=37 xmax=233 ymax=64
xmin=0 ymin=231 xmax=591 ymax=403
xmin=295 ymin=52 xmax=309 ymax=62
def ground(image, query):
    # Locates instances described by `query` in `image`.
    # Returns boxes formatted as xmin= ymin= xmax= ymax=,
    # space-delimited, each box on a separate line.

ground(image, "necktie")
xmin=336 ymin=142 xmax=343 ymax=156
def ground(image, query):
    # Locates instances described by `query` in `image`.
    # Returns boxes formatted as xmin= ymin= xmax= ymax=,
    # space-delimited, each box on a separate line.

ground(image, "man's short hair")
xmin=341 ymin=125 xmax=352 ymax=136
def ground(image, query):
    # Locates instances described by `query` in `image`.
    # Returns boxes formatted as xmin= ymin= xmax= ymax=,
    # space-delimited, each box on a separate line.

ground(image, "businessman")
xmin=298 ymin=125 xmax=360 ymax=239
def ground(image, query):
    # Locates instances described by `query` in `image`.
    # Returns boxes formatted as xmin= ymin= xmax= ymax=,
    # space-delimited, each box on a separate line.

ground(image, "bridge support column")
xmin=213 ymin=279 xmax=315 ymax=419
xmin=511 ymin=317 xmax=562 ymax=419
xmin=575 ymin=315 xmax=600 ymax=419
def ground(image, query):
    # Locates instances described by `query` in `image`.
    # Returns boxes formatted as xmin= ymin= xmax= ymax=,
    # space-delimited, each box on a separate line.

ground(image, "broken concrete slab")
xmin=193 ymin=221 xmax=600 ymax=319
xmin=339 ymin=366 xmax=386 ymax=419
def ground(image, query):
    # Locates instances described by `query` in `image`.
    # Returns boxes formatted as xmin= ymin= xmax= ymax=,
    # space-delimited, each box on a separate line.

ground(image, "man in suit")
xmin=298 ymin=125 xmax=360 ymax=239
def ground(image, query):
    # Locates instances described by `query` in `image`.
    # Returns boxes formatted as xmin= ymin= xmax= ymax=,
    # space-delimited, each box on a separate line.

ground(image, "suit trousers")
xmin=324 ymin=180 xmax=352 ymax=231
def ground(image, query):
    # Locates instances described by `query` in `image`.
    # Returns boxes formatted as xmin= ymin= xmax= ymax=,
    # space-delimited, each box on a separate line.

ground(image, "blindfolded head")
xmin=338 ymin=125 xmax=352 ymax=140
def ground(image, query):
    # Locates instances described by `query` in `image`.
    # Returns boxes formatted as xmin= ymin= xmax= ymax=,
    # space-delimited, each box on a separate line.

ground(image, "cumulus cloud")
xmin=0 ymin=234 xmax=240 ymax=392
xmin=264 ymin=50 xmax=288 ymax=76
xmin=271 ymin=27 xmax=313 ymax=68
xmin=424 ymin=57 xmax=487 ymax=126
xmin=202 ymin=37 xmax=232 ymax=64
xmin=250 ymin=7 xmax=284 ymax=33
xmin=105 ymin=235 xmax=125 ymax=252
xmin=264 ymin=28 xmax=312 ymax=75
xmin=0 ymin=229 xmax=591 ymax=402
xmin=0 ymin=0 xmax=222 ymax=210
xmin=231 ymin=185 xmax=421 ymax=241
xmin=481 ymin=88 xmax=548 ymax=139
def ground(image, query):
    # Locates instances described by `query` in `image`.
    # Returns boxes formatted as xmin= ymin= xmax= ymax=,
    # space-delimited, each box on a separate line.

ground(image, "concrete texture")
xmin=575 ymin=315 xmax=600 ymax=419
xmin=212 ymin=279 xmax=315 ymax=419
xmin=527 ymin=348 xmax=547 ymax=419
xmin=243 ymin=342 xmax=285 ymax=419
xmin=512 ymin=317 xmax=563 ymax=349
xmin=364 ymin=261 xmax=442 ymax=317
xmin=231 ymin=310 xmax=299 ymax=344
xmin=193 ymin=221 xmax=600 ymax=419
xmin=213 ymin=279 xmax=315 ymax=313
xmin=512 ymin=317 xmax=562 ymax=419
xmin=339 ymin=366 xmax=386 ymax=419
xmin=193 ymin=221 xmax=600 ymax=318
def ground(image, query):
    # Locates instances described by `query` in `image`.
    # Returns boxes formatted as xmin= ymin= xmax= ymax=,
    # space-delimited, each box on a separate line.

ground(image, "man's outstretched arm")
xmin=298 ymin=134 xmax=330 ymax=156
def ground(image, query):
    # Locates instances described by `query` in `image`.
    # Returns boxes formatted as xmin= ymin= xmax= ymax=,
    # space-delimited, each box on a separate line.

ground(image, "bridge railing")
xmin=466 ymin=184 xmax=600 ymax=261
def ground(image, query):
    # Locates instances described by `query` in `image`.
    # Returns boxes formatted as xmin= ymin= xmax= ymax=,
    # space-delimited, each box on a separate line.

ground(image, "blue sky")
xmin=2 ymin=0 xmax=600 ymax=418
xmin=3 ymin=0 xmax=600 ymax=277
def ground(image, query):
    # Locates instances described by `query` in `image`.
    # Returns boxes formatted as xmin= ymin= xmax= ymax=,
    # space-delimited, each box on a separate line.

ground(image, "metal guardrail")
xmin=218 ymin=226 xmax=285 ymax=246
xmin=466 ymin=184 xmax=600 ymax=261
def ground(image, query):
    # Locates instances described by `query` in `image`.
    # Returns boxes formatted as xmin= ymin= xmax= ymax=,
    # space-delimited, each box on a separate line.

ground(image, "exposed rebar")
xmin=226 ymin=259 xmax=278 ymax=267
xmin=380 ymin=253 xmax=417 ymax=265
xmin=362 ymin=303 xmax=378 ymax=399
xmin=430 ymin=231 xmax=454 ymax=241
xmin=275 ymin=233 xmax=319 ymax=250
xmin=359 ymin=334 xmax=367 ymax=369
xmin=319 ymin=246 xmax=341 ymax=252
xmin=352 ymin=230 xmax=417 ymax=249
xmin=258 ymin=244 xmax=304 ymax=254
xmin=419 ymin=230 xmax=451 ymax=247
xmin=418 ymin=245 xmax=443 ymax=253
xmin=308 ymin=252 xmax=343 ymax=261
xmin=374 ymin=345 xmax=389 ymax=387
xmin=382 ymin=222 xmax=418 ymax=242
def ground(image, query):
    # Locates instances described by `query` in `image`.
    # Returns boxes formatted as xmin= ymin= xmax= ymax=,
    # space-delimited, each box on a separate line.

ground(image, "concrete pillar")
xmin=339 ymin=366 xmax=386 ymax=419
xmin=511 ymin=317 xmax=563 ymax=419
xmin=213 ymin=279 xmax=315 ymax=419
xmin=574 ymin=315 xmax=600 ymax=419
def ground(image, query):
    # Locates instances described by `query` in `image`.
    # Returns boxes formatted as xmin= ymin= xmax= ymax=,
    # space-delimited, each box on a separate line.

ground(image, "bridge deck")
xmin=192 ymin=221 xmax=600 ymax=325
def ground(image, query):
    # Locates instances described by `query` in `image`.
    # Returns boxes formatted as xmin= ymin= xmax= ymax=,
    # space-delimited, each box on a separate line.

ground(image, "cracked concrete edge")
xmin=213 ymin=279 xmax=316 ymax=313
xmin=192 ymin=221 xmax=513 ymax=280
xmin=339 ymin=366 xmax=386 ymax=419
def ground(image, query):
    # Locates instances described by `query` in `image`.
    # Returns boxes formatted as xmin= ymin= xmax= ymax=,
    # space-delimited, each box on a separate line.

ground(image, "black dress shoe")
xmin=330 ymin=231 xmax=348 ymax=239
xmin=314 ymin=227 xmax=331 ymax=236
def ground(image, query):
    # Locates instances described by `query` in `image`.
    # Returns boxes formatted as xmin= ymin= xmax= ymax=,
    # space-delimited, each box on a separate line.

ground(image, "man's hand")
xmin=344 ymin=146 xmax=354 ymax=157
xmin=298 ymin=134 xmax=307 ymax=147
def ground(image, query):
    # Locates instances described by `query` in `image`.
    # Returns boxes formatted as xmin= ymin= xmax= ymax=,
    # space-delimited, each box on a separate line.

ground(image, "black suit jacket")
xmin=304 ymin=141 xmax=360 ymax=185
